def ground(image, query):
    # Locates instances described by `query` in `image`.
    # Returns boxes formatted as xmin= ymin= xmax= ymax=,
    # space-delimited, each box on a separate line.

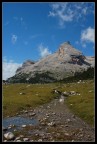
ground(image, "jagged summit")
xmin=58 ymin=41 xmax=82 ymax=56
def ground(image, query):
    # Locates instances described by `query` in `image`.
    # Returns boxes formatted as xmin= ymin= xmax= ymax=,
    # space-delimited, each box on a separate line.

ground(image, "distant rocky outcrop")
xmin=16 ymin=60 xmax=35 ymax=73
xmin=22 ymin=60 xmax=35 ymax=66
xmin=7 ymin=41 xmax=95 ymax=83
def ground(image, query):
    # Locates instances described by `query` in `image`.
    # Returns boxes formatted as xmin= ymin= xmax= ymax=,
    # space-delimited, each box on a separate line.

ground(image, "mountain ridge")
xmin=7 ymin=41 xmax=95 ymax=83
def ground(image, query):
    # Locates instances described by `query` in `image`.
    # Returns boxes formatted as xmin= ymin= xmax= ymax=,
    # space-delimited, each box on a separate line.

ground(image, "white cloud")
xmin=82 ymin=7 xmax=87 ymax=15
xmin=38 ymin=43 xmax=52 ymax=58
xmin=48 ymin=2 xmax=74 ymax=26
xmin=11 ymin=34 xmax=17 ymax=44
xmin=81 ymin=27 xmax=95 ymax=43
xmin=49 ymin=2 xmax=94 ymax=26
xmin=3 ymin=57 xmax=22 ymax=80
xmin=51 ymin=3 xmax=60 ymax=10
xmin=49 ymin=11 xmax=56 ymax=17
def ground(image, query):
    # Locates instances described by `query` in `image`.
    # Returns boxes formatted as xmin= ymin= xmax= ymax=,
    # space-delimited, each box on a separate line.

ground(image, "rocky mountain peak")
xmin=58 ymin=41 xmax=82 ymax=56
xmin=16 ymin=60 xmax=35 ymax=74
xmin=8 ymin=41 xmax=94 ymax=83
xmin=22 ymin=60 xmax=35 ymax=67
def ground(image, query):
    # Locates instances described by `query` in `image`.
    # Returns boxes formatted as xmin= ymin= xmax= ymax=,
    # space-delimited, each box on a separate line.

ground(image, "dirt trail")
xmin=22 ymin=98 xmax=95 ymax=142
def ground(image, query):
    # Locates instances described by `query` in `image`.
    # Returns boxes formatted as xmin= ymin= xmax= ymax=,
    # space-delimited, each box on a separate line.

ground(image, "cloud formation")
xmin=3 ymin=57 xmax=22 ymax=80
xmin=11 ymin=34 xmax=17 ymax=44
xmin=49 ymin=2 xmax=94 ymax=26
xmin=39 ymin=43 xmax=52 ymax=58
xmin=81 ymin=27 xmax=95 ymax=43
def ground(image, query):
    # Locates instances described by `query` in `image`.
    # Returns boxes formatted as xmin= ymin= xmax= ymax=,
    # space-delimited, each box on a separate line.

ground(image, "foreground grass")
xmin=3 ymin=83 xmax=58 ymax=118
xmin=58 ymin=79 xmax=94 ymax=127
xmin=3 ymin=79 xmax=94 ymax=126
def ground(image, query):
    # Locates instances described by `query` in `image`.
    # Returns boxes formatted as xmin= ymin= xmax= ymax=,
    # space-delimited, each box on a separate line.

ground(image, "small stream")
xmin=3 ymin=116 xmax=39 ymax=132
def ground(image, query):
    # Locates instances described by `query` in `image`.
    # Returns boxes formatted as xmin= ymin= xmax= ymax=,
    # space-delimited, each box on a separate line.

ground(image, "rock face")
xmin=7 ymin=41 xmax=95 ymax=83
xmin=16 ymin=60 xmax=35 ymax=73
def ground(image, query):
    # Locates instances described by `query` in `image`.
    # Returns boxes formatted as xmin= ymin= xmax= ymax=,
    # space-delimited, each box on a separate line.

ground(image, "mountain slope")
xmin=7 ymin=41 xmax=95 ymax=83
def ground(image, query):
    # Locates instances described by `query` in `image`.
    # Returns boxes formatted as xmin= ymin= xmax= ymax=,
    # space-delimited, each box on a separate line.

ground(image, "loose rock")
xmin=66 ymin=119 xmax=71 ymax=123
xmin=3 ymin=140 xmax=7 ymax=142
xmin=15 ymin=137 xmax=21 ymax=140
xmin=29 ymin=112 xmax=36 ymax=116
xmin=65 ymin=133 xmax=69 ymax=136
xmin=23 ymin=138 xmax=29 ymax=141
xmin=38 ymin=139 xmax=42 ymax=142
xmin=21 ymin=125 xmax=26 ymax=128
xmin=47 ymin=122 xmax=56 ymax=126
xmin=4 ymin=132 xmax=15 ymax=140
xmin=16 ymin=140 xmax=22 ymax=142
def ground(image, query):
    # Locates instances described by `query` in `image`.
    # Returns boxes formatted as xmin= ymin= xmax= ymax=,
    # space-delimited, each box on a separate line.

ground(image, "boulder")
xmin=4 ymin=132 xmax=15 ymax=140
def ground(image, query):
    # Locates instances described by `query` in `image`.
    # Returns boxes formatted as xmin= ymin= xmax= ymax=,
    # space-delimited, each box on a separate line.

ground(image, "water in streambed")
xmin=3 ymin=116 xmax=39 ymax=132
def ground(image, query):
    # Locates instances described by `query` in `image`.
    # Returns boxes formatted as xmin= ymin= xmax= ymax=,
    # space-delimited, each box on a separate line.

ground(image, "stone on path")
xmin=21 ymin=125 xmax=26 ymax=128
xmin=38 ymin=139 xmax=42 ymax=142
xmin=23 ymin=138 xmax=29 ymax=141
xmin=4 ymin=132 xmax=15 ymax=140
xmin=16 ymin=140 xmax=22 ymax=142
xmin=29 ymin=112 xmax=36 ymax=116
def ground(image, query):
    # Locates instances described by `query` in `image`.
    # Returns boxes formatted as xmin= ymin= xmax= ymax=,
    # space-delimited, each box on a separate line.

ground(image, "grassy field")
xmin=3 ymin=83 xmax=58 ymax=118
xmin=58 ymin=79 xmax=95 ymax=126
xmin=3 ymin=79 xmax=94 ymax=126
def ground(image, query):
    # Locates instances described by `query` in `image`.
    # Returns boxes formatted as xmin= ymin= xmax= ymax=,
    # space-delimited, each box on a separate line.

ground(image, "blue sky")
xmin=2 ymin=2 xmax=95 ymax=80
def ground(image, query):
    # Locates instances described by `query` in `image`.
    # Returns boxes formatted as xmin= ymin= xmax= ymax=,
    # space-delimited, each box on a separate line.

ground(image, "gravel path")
xmin=21 ymin=98 xmax=95 ymax=142
xmin=3 ymin=97 xmax=95 ymax=142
